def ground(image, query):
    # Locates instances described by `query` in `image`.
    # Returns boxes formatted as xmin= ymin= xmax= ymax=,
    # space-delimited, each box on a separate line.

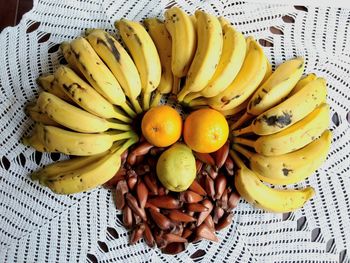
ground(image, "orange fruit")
xmin=141 ymin=105 xmax=182 ymax=147
xmin=183 ymin=108 xmax=229 ymax=153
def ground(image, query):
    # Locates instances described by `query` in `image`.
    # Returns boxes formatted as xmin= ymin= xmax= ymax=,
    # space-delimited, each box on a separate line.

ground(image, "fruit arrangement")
xmin=23 ymin=6 xmax=331 ymax=254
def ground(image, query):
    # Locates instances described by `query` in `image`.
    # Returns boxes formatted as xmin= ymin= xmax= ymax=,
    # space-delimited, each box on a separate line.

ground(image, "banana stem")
xmin=143 ymin=92 xmax=151 ymax=111
xmin=120 ymin=102 xmax=137 ymax=118
xmin=177 ymin=89 xmax=188 ymax=102
xmin=232 ymin=144 xmax=253 ymax=159
xmin=130 ymin=98 xmax=143 ymax=114
xmin=109 ymin=122 xmax=133 ymax=131
xmin=233 ymin=137 xmax=255 ymax=148
xmin=115 ymin=135 xmax=139 ymax=155
xmin=188 ymin=97 xmax=207 ymax=107
xmin=183 ymin=92 xmax=201 ymax=104
xmin=229 ymin=150 xmax=246 ymax=169
xmin=111 ymin=131 xmax=136 ymax=141
xmin=113 ymin=107 xmax=133 ymax=123
xmin=172 ymin=77 xmax=180 ymax=95
xmin=232 ymin=125 xmax=253 ymax=137
xmin=150 ymin=92 xmax=162 ymax=108
xmin=230 ymin=112 xmax=253 ymax=131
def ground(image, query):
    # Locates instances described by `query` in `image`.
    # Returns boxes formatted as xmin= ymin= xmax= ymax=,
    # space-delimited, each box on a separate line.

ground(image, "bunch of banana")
xmin=230 ymin=151 xmax=315 ymax=212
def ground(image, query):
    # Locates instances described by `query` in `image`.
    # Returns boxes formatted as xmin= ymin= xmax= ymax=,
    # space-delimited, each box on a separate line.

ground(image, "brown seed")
xmin=148 ymin=196 xmax=182 ymax=209
xmin=179 ymin=190 xmax=203 ymax=203
xmin=134 ymin=164 xmax=150 ymax=176
xmin=149 ymin=208 xmax=174 ymax=230
xmin=164 ymin=233 xmax=187 ymax=243
xmin=127 ymin=152 xmax=137 ymax=165
xmin=162 ymin=242 xmax=185 ymax=255
xmin=150 ymin=147 xmax=165 ymax=155
xmin=195 ymin=160 xmax=203 ymax=174
xmin=213 ymin=206 xmax=225 ymax=224
xmin=121 ymin=149 xmax=128 ymax=164
xmin=196 ymin=223 xmax=219 ymax=242
xmin=187 ymin=203 xmax=209 ymax=213
xmin=122 ymin=205 xmax=133 ymax=229
xmin=145 ymin=202 xmax=160 ymax=212
xmin=170 ymin=223 xmax=184 ymax=236
xmin=224 ymin=155 xmax=234 ymax=176
xmin=129 ymin=224 xmax=145 ymax=244
xmin=115 ymin=180 xmax=128 ymax=210
xmin=207 ymin=165 xmax=218 ymax=180
xmin=182 ymin=228 xmax=193 ymax=239
xmin=189 ymin=180 xmax=207 ymax=196
xmin=132 ymin=141 xmax=154 ymax=156
xmin=134 ymin=155 xmax=144 ymax=165
xmin=214 ymin=173 xmax=227 ymax=200
xmin=127 ymin=173 xmax=138 ymax=191
xmin=168 ymin=210 xmax=196 ymax=223
xmin=158 ymin=186 xmax=167 ymax=196
xmin=155 ymin=230 xmax=167 ymax=249
xmin=144 ymin=173 xmax=158 ymax=195
xmin=196 ymin=199 xmax=214 ymax=226
xmin=227 ymin=191 xmax=240 ymax=210
xmin=217 ymin=188 xmax=229 ymax=210
xmin=125 ymin=193 xmax=147 ymax=221
xmin=204 ymin=215 xmax=215 ymax=231
xmin=104 ymin=167 xmax=126 ymax=188
xmin=205 ymin=174 xmax=215 ymax=199
xmin=134 ymin=213 xmax=142 ymax=225
xmin=194 ymin=152 xmax=215 ymax=166
xmin=214 ymin=141 xmax=229 ymax=169
xmin=136 ymin=180 xmax=148 ymax=208
xmin=143 ymin=222 xmax=155 ymax=247
xmin=215 ymin=213 xmax=233 ymax=231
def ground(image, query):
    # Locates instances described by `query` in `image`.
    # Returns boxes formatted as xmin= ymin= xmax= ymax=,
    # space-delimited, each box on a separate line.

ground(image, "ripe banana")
xmin=60 ymin=41 xmax=82 ymax=76
xmin=177 ymin=10 xmax=223 ymax=101
xmin=164 ymin=7 xmax=197 ymax=78
xmin=36 ymin=92 xmax=132 ymax=133
xmin=230 ymin=151 xmax=315 ymax=213
xmin=115 ymin=19 xmax=161 ymax=110
xmin=85 ymin=29 xmax=143 ymax=114
xmin=218 ymin=99 xmax=249 ymax=117
xmin=206 ymin=37 xmax=267 ymax=111
xmin=23 ymin=130 xmax=50 ymax=152
xmin=25 ymin=103 xmax=60 ymax=126
xmin=261 ymin=55 xmax=273 ymax=84
xmin=143 ymin=18 xmax=173 ymax=108
xmin=233 ymin=129 xmax=332 ymax=185
xmin=44 ymin=137 xmax=137 ymax=194
xmin=54 ymin=66 xmax=131 ymax=123
xmin=288 ymin=73 xmax=317 ymax=97
xmin=37 ymin=74 xmax=73 ymax=102
xmin=25 ymin=123 xmax=137 ymax=156
xmin=68 ymin=37 xmax=136 ymax=117
xmin=183 ymin=23 xmax=246 ymax=102
xmin=233 ymin=103 xmax=330 ymax=156
xmin=231 ymin=57 xmax=305 ymax=130
xmin=233 ymin=77 xmax=327 ymax=136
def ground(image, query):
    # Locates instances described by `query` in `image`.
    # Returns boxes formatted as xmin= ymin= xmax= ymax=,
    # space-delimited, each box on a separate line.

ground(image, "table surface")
xmin=0 ymin=0 xmax=33 ymax=32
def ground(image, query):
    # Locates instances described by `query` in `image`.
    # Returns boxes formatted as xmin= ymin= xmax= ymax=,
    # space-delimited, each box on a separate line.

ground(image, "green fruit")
xmin=156 ymin=143 xmax=196 ymax=192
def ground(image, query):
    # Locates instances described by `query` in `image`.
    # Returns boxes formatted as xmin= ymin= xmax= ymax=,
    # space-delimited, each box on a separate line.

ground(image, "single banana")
xmin=25 ymin=123 xmax=137 ymax=156
xmin=233 ymin=77 xmax=327 ymax=136
xmin=206 ymin=37 xmax=267 ymax=111
xmin=177 ymin=10 xmax=223 ymax=101
xmin=143 ymin=18 xmax=173 ymax=108
xmin=231 ymin=57 xmax=304 ymax=130
xmin=85 ymin=29 xmax=143 ymax=114
xmin=25 ymin=103 xmax=60 ymax=126
xmin=231 ymin=151 xmax=315 ymax=213
xmin=164 ymin=7 xmax=197 ymax=78
xmin=23 ymin=131 xmax=50 ymax=153
xmin=288 ymin=73 xmax=317 ymax=97
xmin=233 ymin=103 xmax=330 ymax=156
xmin=54 ymin=66 xmax=131 ymax=123
xmin=183 ymin=23 xmax=246 ymax=102
xmin=261 ymin=55 xmax=273 ymax=84
xmin=219 ymin=99 xmax=249 ymax=117
xmin=233 ymin=130 xmax=332 ymax=185
xmin=36 ymin=92 xmax=131 ymax=133
xmin=68 ymin=37 xmax=136 ymax=117
xmin=60 ymin=41 xmax=82 ymax=75
xmin=115 ymin=19 xmax=161 ymax=110
xmin=45 ymin=137 xmax=137 ymax=194
xmin=37 ymin=74 xmax=73 ymax=102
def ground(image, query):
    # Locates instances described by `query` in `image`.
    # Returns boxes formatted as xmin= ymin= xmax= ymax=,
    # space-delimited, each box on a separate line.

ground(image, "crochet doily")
xmin=0 ymin=0 xmax=349 ymax=262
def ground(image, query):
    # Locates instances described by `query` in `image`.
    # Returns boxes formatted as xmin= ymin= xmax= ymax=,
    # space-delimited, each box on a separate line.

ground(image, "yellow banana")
xmin=206 ymin=37 xmax=267 ymax=111
xmin=164 ymin=7 xmax=197 ymax=78
xmin=85 ymin=29 xmax=143 ymax=114
xmin=25 ymin=123 xmax=137 ymax=156
xmin=219 ymin=99 xmax=249 ymax=117
xmin=177 ymin=10 xmax=223 ymax=101
xmin=218 ymin=16 xmax=230 ymax=27
xmin=231 ymin=57 xmax=304 ymax=130
xmin=68 ymin=37 xmax=136 ymax=117
xmin=233 ymin=130 xmax=332 ymax=185
xmin=25 ymin=103 xmax=60 ymax=126
xmin=115 ymin=19 xmax=161 ymax=111
xmin=36 ymin=92 xmax=131 ymax=133
xmin=233 ymin=103 xmax=330 ymax=156
xmin=233 ymin=77 xmax=327 ymax=136
xmin=23 ymin=131 xmax=50 ymax=153
xmin=231 ymin=151 xmax=315 ymax=213
xmin=288 ymin=73 xmax=317 ymax=97
xmin=54 ymin=66 xmax=131 ymax=123
xmin=60 ymin=42 xmax=82 ymax=76
xmin=261 ymin=55 xmax=273 ymax=84
xmin=37 ymin=74 xmax=73 ymax=102
xmin=143 ymin=18 xmax=173 ymax=108
xmin=183 ymin=23 xmax=246 ymax=102
xmin=45 ymin=138 xmax=137 ymax=194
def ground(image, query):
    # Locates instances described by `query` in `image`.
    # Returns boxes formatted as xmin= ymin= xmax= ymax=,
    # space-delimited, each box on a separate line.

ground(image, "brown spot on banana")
xmin=262 ymin=111 xmax=293 ymax=128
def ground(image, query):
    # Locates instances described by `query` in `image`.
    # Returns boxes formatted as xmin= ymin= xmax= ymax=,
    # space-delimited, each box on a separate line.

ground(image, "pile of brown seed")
xmin=105 ymin=140 xmax=240 ymax=254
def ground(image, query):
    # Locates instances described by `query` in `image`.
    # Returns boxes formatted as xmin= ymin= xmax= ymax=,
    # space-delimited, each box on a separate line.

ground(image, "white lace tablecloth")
xmin=0 ymin=0 xmax=349 ymax=262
